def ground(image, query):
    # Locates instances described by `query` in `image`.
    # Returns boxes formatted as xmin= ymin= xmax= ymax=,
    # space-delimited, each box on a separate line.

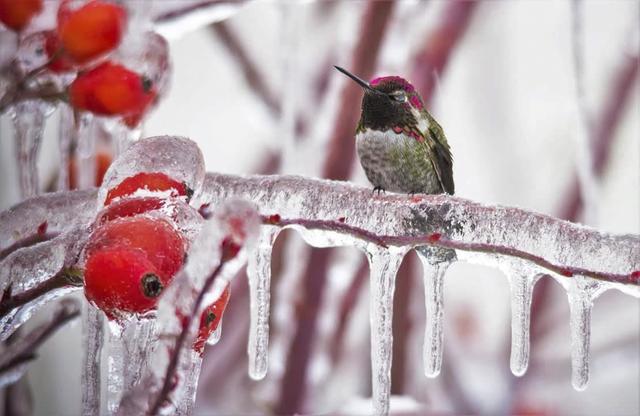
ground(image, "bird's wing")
xmin=423 ymin=116 xmax=454 ymax=195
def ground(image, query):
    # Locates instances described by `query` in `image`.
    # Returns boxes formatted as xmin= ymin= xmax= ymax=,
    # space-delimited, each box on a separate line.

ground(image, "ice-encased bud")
xmin=98 ymin=135 xmax=205 ymax=207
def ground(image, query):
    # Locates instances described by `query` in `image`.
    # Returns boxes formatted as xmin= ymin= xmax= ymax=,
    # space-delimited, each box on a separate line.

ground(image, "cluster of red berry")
xmin=0 ymin=0 xmax=160 ymax=127
xmin=81 ymin=171 xmax=230 ymax=353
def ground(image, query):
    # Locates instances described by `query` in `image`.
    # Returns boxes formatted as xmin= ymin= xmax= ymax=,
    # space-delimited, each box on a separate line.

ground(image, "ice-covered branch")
xmin=0 ymin=299 xmax=80 ymax=388
xmin=0 ymin=267 xmax=82 ymax=320
xmin=203 ymin=173 xmax=639 ymax=291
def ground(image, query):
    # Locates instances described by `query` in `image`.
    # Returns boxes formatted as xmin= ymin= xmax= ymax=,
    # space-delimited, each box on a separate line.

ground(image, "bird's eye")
xmin=391 ymin=92 xmax=407 ymax=103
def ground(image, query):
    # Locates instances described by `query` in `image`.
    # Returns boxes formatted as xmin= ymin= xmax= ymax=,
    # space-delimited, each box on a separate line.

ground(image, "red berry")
xmin=69 ymin=61 xmax=154 ymax=117
xmin=96 ymin=197 xmax=166 ymax=225
xmin=57 ymin=0 xmax=126 ymax=64
xmin=85 ymin=216 xmax=185 ymax=279
xmin=194 ymin=286 xmax=230 ymax=354
xmin=84 ymin=247 xmax=165 ymax=315
xmin=104 ymin=172 xmax=192 ymax=205
xmin=122 ymin=88 xmax=158 ymax=128
xmin=0 ymin=0 xmax=42 ymax=32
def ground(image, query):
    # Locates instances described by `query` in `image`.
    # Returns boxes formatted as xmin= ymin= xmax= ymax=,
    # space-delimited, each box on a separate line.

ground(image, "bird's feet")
xmin=372 ymin=186 xmax=386 ymax=195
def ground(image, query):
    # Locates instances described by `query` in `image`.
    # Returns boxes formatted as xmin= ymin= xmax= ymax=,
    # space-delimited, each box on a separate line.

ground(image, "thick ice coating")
xmin=117 ymin=199 xmax=260 ymax=415
xmin=98 ymin=135 xmax=206 ymax=207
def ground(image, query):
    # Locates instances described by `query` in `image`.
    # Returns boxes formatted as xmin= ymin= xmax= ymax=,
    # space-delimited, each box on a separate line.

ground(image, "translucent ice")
xmin=246 ymin=227 xmax=279 ymax=380
xmin=11 ymin=101 xmax=48 ymax=199
xmin=503 ymin=263 xmax=542 ymax=377
xmin=117 ymin=200 xmax=260 ymax=415
xmin=367 ymin=246 xmax=408 ymax=416
xmin=0 ymin=229 xmax=88 ymax=340
xmin=0 ymin=189 xmax=97 ymax=253
xmin=82 ymin=302 xmax=104 ymax=416
xmin=98 ymin=135 xmax=205 ymax=207
xmin=416 ymin=247 xmax=453 ymax=378
xmin=568 ymin=276 xmax=607 ymax=391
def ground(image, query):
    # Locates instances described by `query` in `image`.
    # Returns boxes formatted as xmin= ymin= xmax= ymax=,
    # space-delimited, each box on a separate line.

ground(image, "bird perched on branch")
xmin=335 ymin=66 xmax=454 ymax=195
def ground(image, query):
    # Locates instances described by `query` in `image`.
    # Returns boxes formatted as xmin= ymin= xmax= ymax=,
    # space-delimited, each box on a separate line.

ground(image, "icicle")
xmin=11 ymin=101 xmax=47 ymax=199
xmin=106 ymin=321 xmax=125 ymax=414
xmin=568 ymin=276 xmax=604 ymax=391
xmin=82 ymin=301 xmax=104 ymax=416
xmin=367 ymin=245 xmax=407 ymax=416
xmin=75 ymin=114 xmax=98 ymax=190
xmin=508 ymin=272 xmax=540 ymax=377
xmin=57 ymin=104 xmax=74 ymax=191
xmin=176 ymin=350 xmax=203 ymax=416
xmin=106 ymin=318 xmax=157 ymax=413
xmin=247 ymin=227 xmax=279 ymax=380
xmin=415 ymin=247 xmax=453 ymax=378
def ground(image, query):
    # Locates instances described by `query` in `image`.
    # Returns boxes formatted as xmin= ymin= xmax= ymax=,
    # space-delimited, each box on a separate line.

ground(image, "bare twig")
xmin=558 ymin=52 xmax=640 ymax=220
xmin=153 ymin=0 xmax=246 ymax=24
xmin=209 ymin=21 xmax=280 ymax=116
xmin=410 ymin=1 xmax=477 ymax=104
xmin=0 ymin=268 xmax=83 ymax=320
xmin=0 ymin=299 xmax=80 ymax=384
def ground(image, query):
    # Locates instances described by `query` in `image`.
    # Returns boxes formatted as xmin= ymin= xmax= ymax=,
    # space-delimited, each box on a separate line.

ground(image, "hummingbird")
xmin=335 ymin=66 xmax=454 ymax=196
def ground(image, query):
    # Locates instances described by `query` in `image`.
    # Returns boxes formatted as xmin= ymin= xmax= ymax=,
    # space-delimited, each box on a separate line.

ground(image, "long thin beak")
xmin=334 ymin=66 xmax=376 ymax=93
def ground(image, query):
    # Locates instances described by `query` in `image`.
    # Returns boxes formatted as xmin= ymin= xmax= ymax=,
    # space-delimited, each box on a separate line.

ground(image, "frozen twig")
xmin=147 ymin=260 xmax=227 ymax=415
xmin=259 ymin=214 xmax=637 ymax=286
xmin=0 ymin=232 xmax=57 ymax=263
xmin=0 ymin=299 xmax=80 ymax=387
xmin=0 ymin=268 xmax=83 ymax=320
xmin=203 ymin=172 xmax=639 ymax=291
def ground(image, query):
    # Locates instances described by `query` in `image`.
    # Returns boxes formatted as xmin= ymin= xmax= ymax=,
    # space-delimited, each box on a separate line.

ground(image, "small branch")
xmin=152 ymin=0 xmax=246 ymax=24
xmin=0 ymin=268 xmax=83 ymax=320
xmin=0 ymin=299 xmax=80 ymax=383
xmin=558 ymin=52 xmax=640 ymax=220
xmin=147 ymin=260 xmax=228 ymax=415
xmin=410 ymin=1 xmax=477 ymax=104
xmin=262 ymin=215 xmax=638 ymax=286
